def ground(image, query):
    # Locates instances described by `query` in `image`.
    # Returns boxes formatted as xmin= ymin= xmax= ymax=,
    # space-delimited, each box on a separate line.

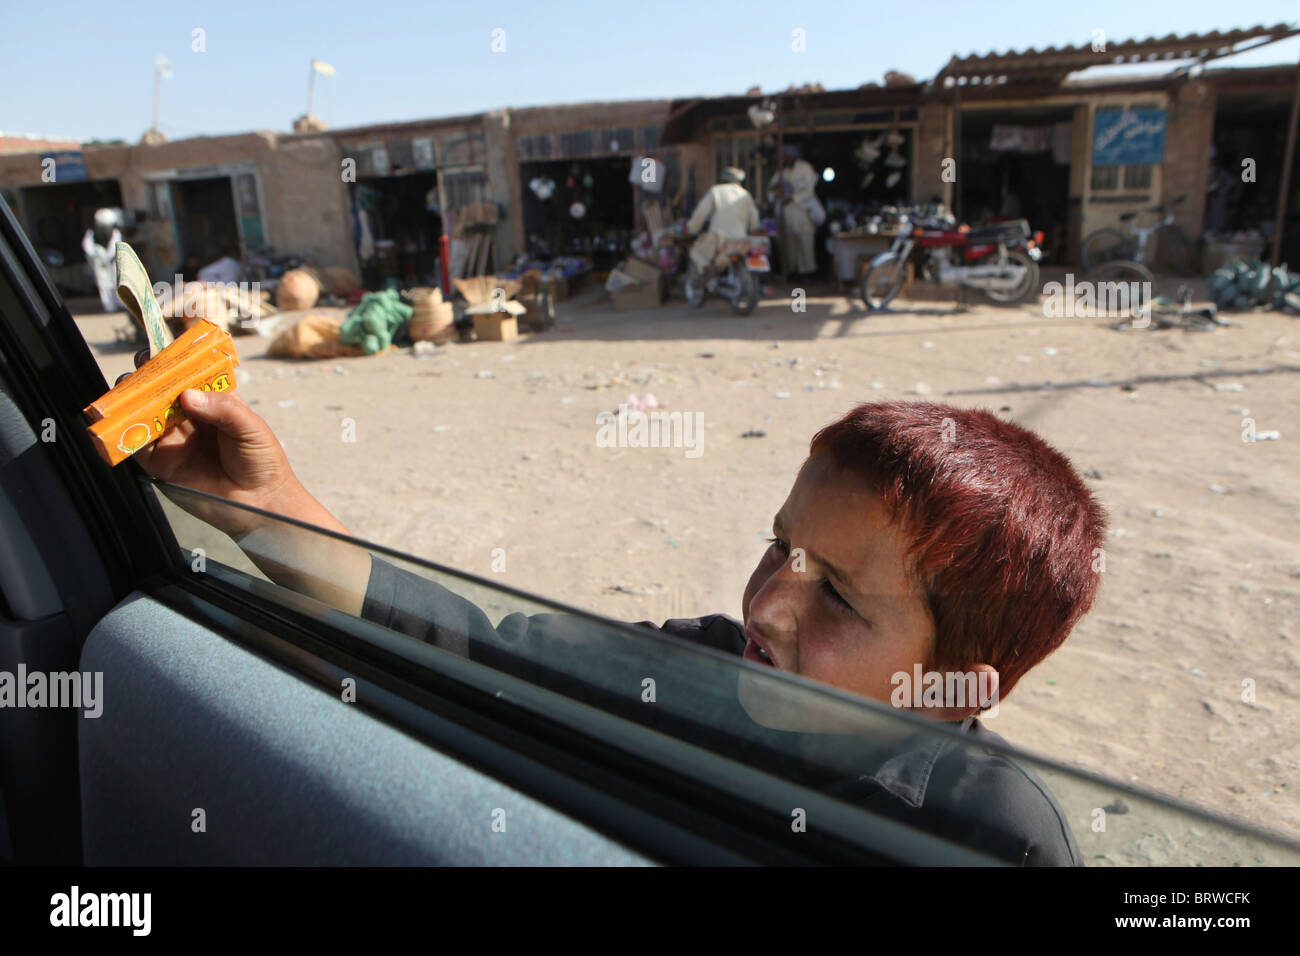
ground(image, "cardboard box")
xmin=473 ymin=312 xmax=518 ymax=342
xmin=609 ymin=257 xmax=664 ymax=311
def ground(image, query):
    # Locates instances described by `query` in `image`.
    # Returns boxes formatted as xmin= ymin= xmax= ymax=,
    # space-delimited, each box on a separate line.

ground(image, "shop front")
xmin=17 ymin=167 xmax=125 ymax=295
xmin=339 ymin=124 xmax=496 ymax=288
xmin=515 ymin=122 xmax=678 ymax=272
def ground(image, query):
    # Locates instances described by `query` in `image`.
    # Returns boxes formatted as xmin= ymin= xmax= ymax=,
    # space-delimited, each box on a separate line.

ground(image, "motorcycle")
xmin=860 ymin=214 xmax=1042 ymax=310
xmin=683 ymin=235 xmax=770 ymax=316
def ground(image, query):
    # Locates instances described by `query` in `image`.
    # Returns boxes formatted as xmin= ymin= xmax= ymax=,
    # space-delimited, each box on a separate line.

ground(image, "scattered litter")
xmin=920 ymin=341 xmax=935 ymax=349
xmin=1229 ymin=407 xmax=1249 ymax=416
xmin=1191 ymin=668 xmax=1206 ymax=676
xmin=1209 ymin=484 xmax=1228 ymax=494
xmin=1084 ymin=468 xmax=1103 ymax=480
xmin=985 ymin=376 xmax=1001 ymax=385
xmin=1198 ymin=359 xmax=1221 ymax=368
xmin=1102 ymin=798 xmax=1130 ymax=815
xmin=1121 ymin=384 xmax=1137 ymax=392
xmin=1015 ymin=355 xmax=1031 ymax=363
xmin=870 ymin=379 xmax=886 ymax=389
xmin=502 ymin=354 xmax=516 ymax=362
xmin=1245 ymin=430 xmax=1281 ymax=442
xmin=774 ymin=391 xmax=791 ymax=399
xmin=605 ymin=584 xmax=653 ymax=596
xmin=560 ymin=396 xmax=576 ymax=405
xmin=432 ymin=425 xmax=451 ymax=433
xmin=1086 ymin=378 xmax=1107 ymax=387
xmin=475 ymin=370 xmax=495 ymax=379
xmin=623 ymin=393 xmax=663 ymax=410
xmin=999 ymin=405 xmax=1012 ymax=412
xmin=665 ymin=538 xmax=678 ymax=548
xmin=1211 ymin=382 xmax=1244 ymax=392
xmin=277 ymin=399 xmax=296 ymax=408
xmin=697 ymin=352 xmax=715 ymax=359
xmin=1042 ymin=347 xmax=1057 ymax=356
xmin=740 ymin=429 xmax=767 ymax=438
xmin=326 ymin=404 xmax=344 ymax=411
xmin=909 ymin=383 xmax=932 ymax=395
xmin=332 ymin=364 xmax=348 ymax=375
xmin=412 ymin=341 xmax=437 ymax=358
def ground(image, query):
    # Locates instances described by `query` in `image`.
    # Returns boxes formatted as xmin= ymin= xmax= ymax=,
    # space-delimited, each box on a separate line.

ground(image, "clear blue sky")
xmin=2 ymin=0 xmax=1296 ymax=142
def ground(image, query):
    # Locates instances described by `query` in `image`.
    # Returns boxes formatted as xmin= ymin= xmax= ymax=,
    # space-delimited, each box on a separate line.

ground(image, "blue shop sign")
xmin=1092 ymin=108 xmax=1167 ymax=166
xmin=40 ymin=150 xmax=88 ymax=182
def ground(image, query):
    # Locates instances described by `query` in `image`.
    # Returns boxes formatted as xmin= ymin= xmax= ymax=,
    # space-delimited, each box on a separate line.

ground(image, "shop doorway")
xmin=172 ymin=177 xmax=241 ymax=272
xmin=520 ymin=156 xmax=636 ymax=269
xmin=351 ymin=171 xmax=443 ymax=288
xmin=18 ymin=178 xmax=123 ymax=294
xmin=959 ymin=107 xmax=1072 ymax=262
xmin=770 ymin=128 xmax=915 ymax=277
xmin=1210 ymin=91 xmax=1300 ymax=267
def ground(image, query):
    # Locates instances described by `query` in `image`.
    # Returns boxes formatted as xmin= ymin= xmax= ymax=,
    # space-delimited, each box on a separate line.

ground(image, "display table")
xmin=828 ymin=232 xmax=897 ymax=283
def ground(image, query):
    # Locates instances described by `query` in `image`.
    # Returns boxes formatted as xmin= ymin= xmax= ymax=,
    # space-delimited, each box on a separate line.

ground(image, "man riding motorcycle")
xmin=686 ymin=166 xmax=759 ymax=289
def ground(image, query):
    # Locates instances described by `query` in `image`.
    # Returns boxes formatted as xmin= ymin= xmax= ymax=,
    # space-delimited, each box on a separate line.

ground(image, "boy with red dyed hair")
xmin=141 ymin=389 xmax=1106 ymax=864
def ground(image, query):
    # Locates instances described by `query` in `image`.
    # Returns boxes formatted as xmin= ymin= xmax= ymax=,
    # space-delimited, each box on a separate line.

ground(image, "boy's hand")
xmin=118 ymin=352 xmax=341 ymax=538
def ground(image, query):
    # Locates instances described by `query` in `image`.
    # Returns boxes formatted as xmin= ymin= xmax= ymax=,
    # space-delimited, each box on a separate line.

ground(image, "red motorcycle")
xmin=860 ymin=215 xmax=1042 ymax=310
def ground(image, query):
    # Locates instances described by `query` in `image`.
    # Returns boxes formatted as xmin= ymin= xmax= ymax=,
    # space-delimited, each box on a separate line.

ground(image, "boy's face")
xmin=738 ymin=454 xmax=936 ymax=729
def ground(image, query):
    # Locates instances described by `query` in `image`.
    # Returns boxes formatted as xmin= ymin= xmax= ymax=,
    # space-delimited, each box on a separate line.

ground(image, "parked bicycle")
xmin=1081 ymin=194 xmax=1196 ymax=276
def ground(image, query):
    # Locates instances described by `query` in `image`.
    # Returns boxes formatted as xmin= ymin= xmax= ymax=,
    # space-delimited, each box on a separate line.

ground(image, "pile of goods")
xmin=339 ymin=289 xmax=413 ymax=354
xmin=1206 ymin=260 xmax=1300 ymax=313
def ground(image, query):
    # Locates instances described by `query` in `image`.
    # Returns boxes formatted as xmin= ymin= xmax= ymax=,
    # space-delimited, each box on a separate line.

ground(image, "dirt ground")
xmin=73 ymin=276 xmax=1300 ymax=856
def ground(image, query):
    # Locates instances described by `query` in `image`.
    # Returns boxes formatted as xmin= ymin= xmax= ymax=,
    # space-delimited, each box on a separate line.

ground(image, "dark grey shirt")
xmin=361 ymin=555 xmax=1082 ymax=866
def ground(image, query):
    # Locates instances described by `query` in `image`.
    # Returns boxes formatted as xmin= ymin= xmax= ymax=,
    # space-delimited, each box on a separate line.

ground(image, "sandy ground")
xmin=73 ymin=277 xmax=1300 ymax=860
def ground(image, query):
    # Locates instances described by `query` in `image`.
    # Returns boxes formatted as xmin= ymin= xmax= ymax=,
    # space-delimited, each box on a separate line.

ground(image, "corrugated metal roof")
xmin=938 ymin=23 xmax=1298 ymax=85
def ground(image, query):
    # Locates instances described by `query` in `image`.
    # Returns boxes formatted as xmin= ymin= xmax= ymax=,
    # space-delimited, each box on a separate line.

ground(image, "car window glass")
xmin=151 ymin=479 xmax=1300 ymax=867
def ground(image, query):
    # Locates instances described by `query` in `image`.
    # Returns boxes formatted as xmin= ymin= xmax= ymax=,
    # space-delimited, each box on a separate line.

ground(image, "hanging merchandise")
xmin=582 ymin=172 xmax=594 ymax=188
xmin=884 ymin=129 xmax=906 ymax=147
xmin=529 ymin=176 xmax=556 ymax=200
xmin=885 ymin=171 xmax=902 ymax=189
xmin=861 ymin=171 xmax=876 ymax=188
xmin=570 ymin=202 xmax=587 ymax=219
xmin=885 ymin=147 xmax=907 ymax=169
xmin=855 ymin=136 xmax=882 ymax=166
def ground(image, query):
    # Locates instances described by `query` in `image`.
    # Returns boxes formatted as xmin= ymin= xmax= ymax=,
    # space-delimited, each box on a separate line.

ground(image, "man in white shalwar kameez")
xmin=770 ymin=146 xmax=821 ymax=276
xmin=686 ymin=167 xmax=759 ymax=284
xmin=81 ymin=209 xmax=122 ymax=314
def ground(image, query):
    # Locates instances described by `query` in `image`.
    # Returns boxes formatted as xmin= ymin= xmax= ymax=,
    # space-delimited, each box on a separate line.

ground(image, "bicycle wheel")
xmin=860 ymin=254 xmax=907 ymax=311
xmin=1088 ymin=260 xmax=1155 ymax=286
xmin=1154 ymin=226 xmax=1197 ymax=277
xmin=1081 ymin=228 xmax=1131 ymax=273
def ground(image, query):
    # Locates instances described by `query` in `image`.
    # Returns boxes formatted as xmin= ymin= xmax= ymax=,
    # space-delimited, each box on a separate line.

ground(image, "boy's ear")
xmin=922 ymin=663 xmax=1000 ymax=723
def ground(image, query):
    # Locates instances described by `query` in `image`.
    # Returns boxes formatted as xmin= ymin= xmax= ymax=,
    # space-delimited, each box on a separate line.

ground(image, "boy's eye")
xmin=822 ymin=579 xmax=856 ymax=613
xmin=766 ymin=536 xmax=789 ymax=555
